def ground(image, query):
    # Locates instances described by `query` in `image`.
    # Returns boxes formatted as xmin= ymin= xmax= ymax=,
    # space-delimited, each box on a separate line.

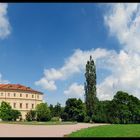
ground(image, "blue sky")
xmin=0 ymin=3 xmax=140 ymax=106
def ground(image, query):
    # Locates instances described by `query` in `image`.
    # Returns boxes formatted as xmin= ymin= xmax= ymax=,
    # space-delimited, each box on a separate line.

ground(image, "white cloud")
xmin=35 ymin=48 xmax=117 ymax=91
xmin=104 ymin=3 xmax=140 ymax=54
xmin=97 ymin=50 xmax=140 ymax=100
xmin=0 ymin=73 xmax=9 ymax=84
xmin=36 ymin=3 xmax=140 ymax=101
xmin=0 ymin=3 xmax=11 ymax=39
xmin=98 ymin=3 xmax=140 ymax=100
xmin=43 ymin=48 xmax=114 ymax=81
xmin=0 ymin=4 xmax=10 ymax=85
xmin=64 ymin=83 xmax=84 ymax=98
xmin=35 ymin=77 xmax=57 ymax=91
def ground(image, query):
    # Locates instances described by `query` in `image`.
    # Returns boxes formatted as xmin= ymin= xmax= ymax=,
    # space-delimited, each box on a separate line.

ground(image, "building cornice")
xmin=0 ymin=97 xmax=42 ymax=101
xmin=0 ymin=89 xmax=43 ymax=95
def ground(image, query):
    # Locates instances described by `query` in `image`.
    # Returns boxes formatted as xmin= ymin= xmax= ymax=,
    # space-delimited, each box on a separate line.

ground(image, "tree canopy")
xmin=36 ymin=102 xmax=51 ymax=121
xmin=0 ymin=101 xmax=21 ymax=121
xmin=84 ymin=56 xmax=97 ymax=120
xmin=61 ymin=98 xmax=86 ymax=122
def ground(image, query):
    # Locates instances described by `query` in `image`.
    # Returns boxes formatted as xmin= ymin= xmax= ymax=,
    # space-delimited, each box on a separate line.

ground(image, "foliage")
xmin=107 ymin=91 xmax=140 ymax=124
xmin=49 ymin=103 xmax=63 ymax=118
xmin=92 ymin=91 xmax=140 ymax=124
xmin=92 ymin=100 xmax=110 ymax=123
xmin=0 ymin=101 xmax=21 ymax=121
xmin=11 ymin=110 xmax=21 ymax=121
xmin=26 ymin=110 xmax=36 ymax=121
xmin=51 ymin=117 xmax=60 ymax=122
xmin=53 ymin=103 xmax=62 ymax=117
xmin=49 ymin=104 xmax=54 ymax=118
xmin=61 ymin=98 xmax=86 ymax=122
xmin=61 ymin=112 xmax=68 ymax=121
xmin=0 ymin=101 xmax=13 ymax=121
xmin=84 ymin=116 xmax=91 ymax=123
xmin=84 ymin=56 xmax=97 ymax=120
xmin=36 ymin=103 xmax=51 ymax=121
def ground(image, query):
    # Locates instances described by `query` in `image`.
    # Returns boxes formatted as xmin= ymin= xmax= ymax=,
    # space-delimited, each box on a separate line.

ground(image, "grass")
xmin=68 ymin=124 xmax=140 ymax=137
xmin=0 ymin=121 xmax=77 ymax=125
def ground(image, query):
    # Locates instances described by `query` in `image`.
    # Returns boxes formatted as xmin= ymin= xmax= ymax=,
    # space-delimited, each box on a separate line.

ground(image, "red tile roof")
xmin=0 ymin=84 xmax=43 ymax=94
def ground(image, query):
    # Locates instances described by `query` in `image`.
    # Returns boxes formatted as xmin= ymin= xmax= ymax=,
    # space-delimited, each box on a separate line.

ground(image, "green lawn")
xmin=0 ymin=121 xmax=77 ymax=125
xmin=68 ymin=124 xmax=140 ymax=137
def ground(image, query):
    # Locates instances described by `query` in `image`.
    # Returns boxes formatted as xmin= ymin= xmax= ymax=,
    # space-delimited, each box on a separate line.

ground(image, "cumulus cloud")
xmin=36 ymin=3 xmax=140 ymax=100
xmin=104 ymin=3 xmax=140 ymax=54
xmin=0 ymin=73 xmax=9 ymax=84
xmin=0 ymin=3 xmax=11 ymax=39
xmin=64 ymin=83 xmax=84 ymax=98
xmin=35 ymin=48 xmax=117 ymax=91
xmin=35 ymin=78 xmax=57 ymax=91
xmin=98 ymin=3 xmax=140 ymax=100
xmin=0 ymin=4 xmax=10 ymax=85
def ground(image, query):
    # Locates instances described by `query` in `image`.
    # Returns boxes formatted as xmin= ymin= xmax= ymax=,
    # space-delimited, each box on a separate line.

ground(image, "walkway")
xmin=0 ymin=123 xmax=109 ymax=137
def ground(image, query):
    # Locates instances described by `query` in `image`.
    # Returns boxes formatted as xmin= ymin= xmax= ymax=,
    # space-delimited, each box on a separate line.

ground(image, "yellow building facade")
xmin=0 ymin=84 xmax=43 ymax=120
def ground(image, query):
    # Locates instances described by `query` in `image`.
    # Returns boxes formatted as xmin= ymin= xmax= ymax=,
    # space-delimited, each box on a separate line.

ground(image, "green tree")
xmin=92 ymin=100 xmax=110 ymax=123
xmin=36 ymin=103 xmax=51 ymax=121
xmin=84 ymin=55 xmax=97 ymax=121
xmin=11 ymin=110 xmax=21 ymax=121
xmin=113 ymin=91 xmax=132 ymax=124
xmin=26 ymin=110 xmax=36 ymax=121
xmin=0 ymin=101 xmax=13 ymax=121
xmin=127 ymin=95 xmax=140 ymax=123
xmin=62 ymin=98 xmax=86 ymax=122
xmin=49 ymin=104 xmax=54 ymax=118
xmin=0 ymin=101 xmax=21 ymax=121
xmin=106 ymin=91 xmax=140 ymax=124
xmin=53 ymin=102 xmax=62 ymax=117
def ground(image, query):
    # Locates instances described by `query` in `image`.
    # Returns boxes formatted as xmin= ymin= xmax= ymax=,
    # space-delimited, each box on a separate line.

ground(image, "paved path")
xmin=0 ymin=123 xmax=109 ymax=137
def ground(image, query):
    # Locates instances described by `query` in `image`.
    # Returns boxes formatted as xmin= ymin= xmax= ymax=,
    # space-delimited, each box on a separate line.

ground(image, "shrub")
xmin=51 ymin=117 xmax=60 ymax=122
xmin=84 ymin=116 xmax=90 ymax=123
xmin=61 ymin=112 xmax=68 ymax=121
xmin=26 ymin=110 xmax=36 ymax=121
xmin=76 ymin=111 xmax=86 ymax=122
xmin=11 ymin=110 xmax=21 ymax=121
xmin=92 ymin=114 xmax=108 ymax=123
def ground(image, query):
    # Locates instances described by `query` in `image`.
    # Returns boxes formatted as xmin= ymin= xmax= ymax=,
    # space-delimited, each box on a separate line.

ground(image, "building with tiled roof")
xmin=0 ymin=84 xmax=43 ymax=120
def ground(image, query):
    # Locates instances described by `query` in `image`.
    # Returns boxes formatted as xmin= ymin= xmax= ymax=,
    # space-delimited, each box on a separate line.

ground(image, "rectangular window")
xmin=13 ymin=103 xmax=16 ymax=108
xmin=37 ymin=95 xmax=39 ymax=99
xmin=1 ymin=93 xmax=3 ymax=96
xmin=32 ymin=104 xmax=34 ymax=109
xmin=32 ymin=94 xmax=34 ymax=98
xmin=14 ymin=93 xmax=16 ymax=97
xmin=20 ymin=103 xmax=22 ymax=109
xmin=20 ymin=94 xmax=22 ymax=97
xmin=26 ymin=103 xmax=28 ymax=109
xmin=26 ymin=94 xmax=28 ymax=98
xmin=8 ymin=93 xmax=10 ymax=96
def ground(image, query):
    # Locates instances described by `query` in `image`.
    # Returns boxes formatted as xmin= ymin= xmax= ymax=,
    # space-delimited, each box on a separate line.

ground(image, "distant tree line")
xmin=61 ymin=91 xmax=140 ymax=124
xmin=0 ymin=90 xmax=140 ymax=124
